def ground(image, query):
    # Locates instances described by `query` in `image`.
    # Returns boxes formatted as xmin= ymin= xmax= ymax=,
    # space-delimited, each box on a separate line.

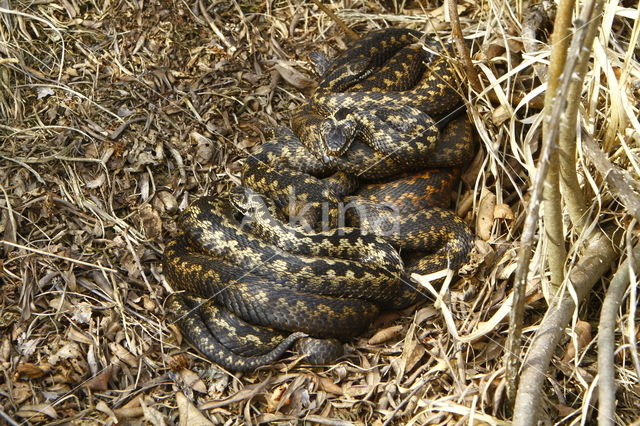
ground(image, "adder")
xmin=163 ymin=28 xmax=475 ymax=371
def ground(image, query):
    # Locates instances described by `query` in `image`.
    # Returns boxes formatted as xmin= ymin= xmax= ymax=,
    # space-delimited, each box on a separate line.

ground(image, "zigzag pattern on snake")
xmin=163 ymin=28 xmax=475 ymax=371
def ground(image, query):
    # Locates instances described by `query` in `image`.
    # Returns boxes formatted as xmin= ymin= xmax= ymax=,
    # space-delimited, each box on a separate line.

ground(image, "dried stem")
xmin=557 ymin=0 xmax=606 ymax=231
xmin=598 ymin=235 xmax=639 ymax=425
xmin=308 ymin=0 xmax=358 ymax=40
xmin=512 ymin=229 xmax=617 ymax=424
xmin=504 ymin=0 xmax=574 ymax=396
xmin=446 ymin=0 xmax=481 ymax=92
xmin=541 ymin=0 xmax=575 ymax=295
xmin=582 ymin=135 xmax=640 ymax=221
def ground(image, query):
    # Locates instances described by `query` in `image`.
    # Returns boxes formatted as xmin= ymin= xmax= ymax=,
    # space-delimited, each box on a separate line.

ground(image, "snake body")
xmin=163 ymin=28 xmax=475 ymax=371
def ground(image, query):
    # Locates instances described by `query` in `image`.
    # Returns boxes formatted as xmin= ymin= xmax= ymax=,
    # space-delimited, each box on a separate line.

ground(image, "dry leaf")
xmin=192 ymin=132 xmax=216 ymax=164
xmin=109 ymin=342 xmax=138 ymax=367
xmin=176 ymin=392 xmax=213 ymax=426
xmin=141 ymin=398 xmax=167 ymax=426
xmin=179 ymin=368 xmax=207 ymax=394
xmin=95 ymin=400 xmax=118 ymax=423
xmin=274 ymin=62 xmax=316 ymax=89
xmin=562 ymin=320 xmax=592 ymax=362
xmin=368 ymin=325 xmax=404 ymax=345
xmin=84 ymin=365 xmax=114 ymax=391
xmin=200 ymin=377 xmax=272 ymax=410
xmin=491 ymin=105 xmax=511 ymax=125
xmin=317 ymin=376 xmax=343 ymax=395
xmin=476 ymin=190 xmax=496 ymax=241
xmin=494 ymin=203 xmax=515 ymax=220
xmin=139 ymin=204 xmax=162 ymax=239
xmin=15 ymin=403 xmax=57 ymax=419
xmin=15 ymin=362 xmax=52 ymax=380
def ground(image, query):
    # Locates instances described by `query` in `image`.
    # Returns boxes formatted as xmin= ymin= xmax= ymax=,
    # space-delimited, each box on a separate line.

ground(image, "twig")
xmin=521 ymin=3 xmax=553 ymax=82
xmin=381 ymin=378 xmax=429 ymax=426
xmin=198 ymin=0 xmax=236 ymax=52
xmin=446 ymin=0 xmax=481 ymax=92
xmin=308 ymin=0 xmax=358 ymax=40
xmin=558 ymin=0 xmax=606 ymax=232
xmin=505 ymin=0 xmax=603 ymax=401
xmin=1 ymin=240 xmax=117 ymax=273
xmin=541 ymin=0 xmax=575 ymax=295
xmin=598 ymin=233 xmax=640 ymax=426
xmin=582 ymin=134 xmax=640 ymax=221
xmin=512 ymin=229 xmax=617 ymax=424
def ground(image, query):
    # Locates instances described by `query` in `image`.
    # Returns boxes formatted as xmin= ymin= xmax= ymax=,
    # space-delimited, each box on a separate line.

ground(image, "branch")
xmin=558 ymin=0 xmax=607 ymax=231
xmin=504 ymin=0 xmax=576 ymax=396
xmin=308 ymin=0 xmax=358 ymax=40
xmin=598 ymin=236 xmax=640 ymax=425
xmin=446 ymin=0 xmax=481 ymax=92
xmin=582 ymin=134 xmax=640 ymax=222
xmin=513 ymin=229 xmax=617 ymax=424
xmin=542 ymin=0 xmax=575 ymax=295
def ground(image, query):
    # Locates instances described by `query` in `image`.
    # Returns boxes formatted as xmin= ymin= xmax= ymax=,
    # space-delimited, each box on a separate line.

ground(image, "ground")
xmin=1 ymin=0 xmax=639 ymax=424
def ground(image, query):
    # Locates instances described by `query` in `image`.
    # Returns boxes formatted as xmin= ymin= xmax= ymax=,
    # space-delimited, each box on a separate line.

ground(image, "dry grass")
xmin=0 ymin=0 xmax=639 ymax=424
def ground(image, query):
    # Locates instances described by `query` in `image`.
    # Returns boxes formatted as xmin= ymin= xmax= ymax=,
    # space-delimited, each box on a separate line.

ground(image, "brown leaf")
xmin=109 ymin=342 xmax=138 ymax=367
xmin=178 ymin=368 xmax=207 ymax=394
xmin=200 ymin=377 xmax=273 ymax=410
xmin=476 ymin=190 xmax=496 ymax=241
xmin=491 ymin=105 xmax=511 ymax=126
xmin=368 ymin=325 xmax=404 ymax=345
xmin=274 ymin=62 xmax=316 ymax=89
xmin=191 ymin=132 xmax=216 ymax=164
xmin=95 ymin=400 xmax=118 ymax=423
xmin=15 ymin=362 xmax=52 ymax=380
xmin=176 ymin=392 xmax=213 ymax=426
xmin=84 ymin=365 xmax=114 ymax=391
xmin=493 ymin=203 xmax=515 ymax=220
xmin=15 ymin=403 xmax=57 ymax=420
xmin=562 ymin=320 xmax=592 ymax=362
xmin=317 ymin=376 xmax=343 ymax=395
xmin=141 ymin=398 xmax=167 ymax=426
xmin=139 ymin=204 xmax=162 ymax=239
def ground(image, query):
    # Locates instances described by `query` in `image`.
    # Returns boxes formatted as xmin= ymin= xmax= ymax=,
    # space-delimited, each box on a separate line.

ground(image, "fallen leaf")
xmin=84 ymin=365 xmax=114 ymax=391
xmin=493 ymin=203 xmax=515 ymax=220
xmin=95 ymin=400 xmax=118 ymax=423
xmin=368 ymin=325 xmax=404 ymax=345
xmin=141 ymin=398 xmax=167 ymax=426
xmin=109 ymin=342 xmax=138 ymax=368
xmin=139 ymin=204 xmax=162 ymax=239
xmin=179 ymin=368 xmax=207 ymax=394
xmin=476 ymin=190 xmax=496 ymax=241
xmin=192 ymin=132 xmax=216 ymax=164
xmin=15 ymin=362 xmax=52 ymax=380
xmin=176 ymin=392 xmax=213 ymax=426
xmin=491 ymin=105 xmax=511 ymax=126
xmin=317 ymin=376 xmax=343 ymax=395
xmin=274 ymin=62 xmax=316 ymax=89
xmin=200 ymin=377 xmax=273 ymax=410
xmin=562 ymin=320 xmax=592 ymax=362
xmin=48 ymin=341 xmax=83 ymax=365
xmin=15 ymin=403 xmax=57 ymax=419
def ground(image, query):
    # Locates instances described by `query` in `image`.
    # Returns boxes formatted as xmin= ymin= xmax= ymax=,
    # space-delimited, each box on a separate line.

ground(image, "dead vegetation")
xmin=1 ymin=0 xmax=639 ymax=424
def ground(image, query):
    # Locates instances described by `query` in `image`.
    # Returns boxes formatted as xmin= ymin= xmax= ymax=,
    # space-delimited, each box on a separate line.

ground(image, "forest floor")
xmin=1 ymin=0 xmax=639 ymax=424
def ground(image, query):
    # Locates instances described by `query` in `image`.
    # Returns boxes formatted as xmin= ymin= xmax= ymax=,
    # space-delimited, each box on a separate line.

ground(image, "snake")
xmin=163 ymin=28 xmax=475 ymax=371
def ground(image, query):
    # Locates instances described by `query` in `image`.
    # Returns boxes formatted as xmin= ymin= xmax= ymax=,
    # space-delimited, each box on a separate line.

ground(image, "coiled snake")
xmin=163 ymin=28 xmax=475 ymax=371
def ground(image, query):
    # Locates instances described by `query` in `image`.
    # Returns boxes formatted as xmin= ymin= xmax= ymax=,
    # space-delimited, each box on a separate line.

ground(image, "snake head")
xmin=320 ymin=108 xmax=357 ymax=157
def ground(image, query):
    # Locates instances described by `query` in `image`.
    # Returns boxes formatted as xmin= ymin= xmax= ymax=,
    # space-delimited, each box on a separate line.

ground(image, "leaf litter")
xmin=0 ymin=0 xmax=639 ymax=424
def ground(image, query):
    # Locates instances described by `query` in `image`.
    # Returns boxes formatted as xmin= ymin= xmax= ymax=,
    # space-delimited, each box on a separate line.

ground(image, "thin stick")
xmin=598 ymin=235 xmax=639 ymax=425
xmin=308 ymin=0 xmax=358 ymax=40
xmin=446 ymin=0 xmax=481 ymax=91
xmin=1 ymin=240 xmax=117 ymax=273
